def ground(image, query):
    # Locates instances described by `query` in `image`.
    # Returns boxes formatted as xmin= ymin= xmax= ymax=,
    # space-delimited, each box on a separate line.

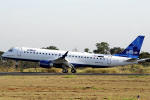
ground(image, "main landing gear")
xmin=62 ymin=65 xmax=77 ymax=73
xmin=71 ymin=68 xmax=76 ymax=73
xmin=62 ymin=68 xmax=77 ymax=73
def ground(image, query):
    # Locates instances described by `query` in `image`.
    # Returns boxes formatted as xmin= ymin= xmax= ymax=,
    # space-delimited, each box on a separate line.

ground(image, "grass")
xmin=0 ymin=64 xmax=150 ymax=74
xmin=0 ymin=75 xmax=150 ymax=100
xmin=63 ymin=75 xmax=77 ymax=78
xmin=122 ymin=98 xmax=136 ymax=100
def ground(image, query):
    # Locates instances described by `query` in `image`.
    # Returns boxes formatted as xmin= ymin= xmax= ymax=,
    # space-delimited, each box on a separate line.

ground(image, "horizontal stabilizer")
xmin=125 ymin=58 xmax=150 ymax=63
xmin=125 ymin=58 xmax=137 ymax=62
xmin=137 ymin=58 xmax=150 ymax=63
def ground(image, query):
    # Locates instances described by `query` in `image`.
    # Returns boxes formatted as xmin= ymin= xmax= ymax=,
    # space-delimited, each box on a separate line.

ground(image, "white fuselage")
xmin=2 ymin=47 xmax=137 ymax=68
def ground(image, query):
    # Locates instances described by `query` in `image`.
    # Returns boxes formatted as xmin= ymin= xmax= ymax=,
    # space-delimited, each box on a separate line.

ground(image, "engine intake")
xmin=39 ymin=60 xmax=53 ymax=68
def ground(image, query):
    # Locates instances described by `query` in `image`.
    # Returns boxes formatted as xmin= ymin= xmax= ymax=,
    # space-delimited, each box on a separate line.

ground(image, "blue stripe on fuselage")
xmin=3 ymin=57 xmax=111 ymax=68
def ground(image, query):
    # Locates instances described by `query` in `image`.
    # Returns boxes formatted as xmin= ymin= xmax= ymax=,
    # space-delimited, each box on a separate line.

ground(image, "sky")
xmin=0 ymin=0 xmax=150 ymax=52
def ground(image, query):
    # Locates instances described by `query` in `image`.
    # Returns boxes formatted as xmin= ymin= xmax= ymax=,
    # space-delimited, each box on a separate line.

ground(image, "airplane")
xmin=1 ymin=35 xmax=150 ymax=73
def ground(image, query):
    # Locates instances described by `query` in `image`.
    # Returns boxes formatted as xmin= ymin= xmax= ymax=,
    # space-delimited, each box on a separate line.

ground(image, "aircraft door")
xmin=17 ymin=48 xmax=22 ymax=57
xmin=107 ymin=56 xmax=112 ymax=65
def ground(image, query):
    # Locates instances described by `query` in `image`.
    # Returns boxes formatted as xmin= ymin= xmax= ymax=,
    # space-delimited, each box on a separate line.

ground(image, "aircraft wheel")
xmin=15 ymin=65 xmax=18 ymax=69
xmin=62 ymin=69 xmax=68 ymax=73
xmin=71 ymin=68 xmax=76 ymax=73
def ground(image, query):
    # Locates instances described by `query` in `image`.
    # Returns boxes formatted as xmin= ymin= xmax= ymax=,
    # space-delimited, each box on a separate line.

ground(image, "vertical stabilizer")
xmin=114 ymin=35 xmax=145 ymax=58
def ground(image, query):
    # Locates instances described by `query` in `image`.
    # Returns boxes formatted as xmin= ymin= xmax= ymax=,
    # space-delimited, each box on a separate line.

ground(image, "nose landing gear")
xmin=15 ymin=60 xmax=18 ymax=69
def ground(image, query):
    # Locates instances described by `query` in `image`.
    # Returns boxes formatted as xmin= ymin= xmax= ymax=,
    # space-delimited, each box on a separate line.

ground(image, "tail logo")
xmin=126 ymin=50 xmax=138 ymax=55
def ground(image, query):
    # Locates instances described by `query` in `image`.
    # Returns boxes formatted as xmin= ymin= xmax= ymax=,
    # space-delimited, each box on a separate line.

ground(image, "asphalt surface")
xmin=0 ymin=72 xmax=150 ymax=76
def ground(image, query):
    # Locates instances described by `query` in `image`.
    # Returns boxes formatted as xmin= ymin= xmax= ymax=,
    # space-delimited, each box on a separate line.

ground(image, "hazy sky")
xmin=0 ymin=0 xmax=150 ymax=52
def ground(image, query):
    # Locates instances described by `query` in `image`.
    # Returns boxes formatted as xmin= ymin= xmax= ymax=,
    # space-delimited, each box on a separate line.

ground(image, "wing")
xmin=52 ymin=51 xmax=75 ymax=69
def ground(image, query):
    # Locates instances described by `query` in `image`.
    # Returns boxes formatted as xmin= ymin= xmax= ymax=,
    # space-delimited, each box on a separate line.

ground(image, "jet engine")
xmin=39 ymin=60 xmax=53 ymax=68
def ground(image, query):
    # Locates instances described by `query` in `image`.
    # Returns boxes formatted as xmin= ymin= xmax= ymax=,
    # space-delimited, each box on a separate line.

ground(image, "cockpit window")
xmin=8 ymin=48 xmax=13 ymax=52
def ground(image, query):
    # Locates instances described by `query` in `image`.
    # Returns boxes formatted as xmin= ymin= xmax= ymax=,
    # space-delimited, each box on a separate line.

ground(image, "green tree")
xmin=139 ymin=52 xmax=150 ymax=66
xmin=42 ymin=46 xmax=59 ymax=50
xmin=110 ymin=47 xmax=124 ymax=55
xmin=93 ymin=42 xmax=110 ymax=54
xmin=139 ymin=52 xmax=150 ymax=59
xmin=0 ymin=51 xmax=4 ymax=66
xmin=84 ymin=48 xmax=90 ymax=53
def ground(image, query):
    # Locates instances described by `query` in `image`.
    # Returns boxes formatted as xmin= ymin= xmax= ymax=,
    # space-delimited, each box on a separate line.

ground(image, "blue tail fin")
xmin=114 ymin=35 xmax=145 ymax=58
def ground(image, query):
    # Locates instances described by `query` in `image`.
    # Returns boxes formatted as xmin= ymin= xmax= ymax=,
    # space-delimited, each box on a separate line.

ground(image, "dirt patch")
xmin=0 ymin=75 xmax=149 ymax=100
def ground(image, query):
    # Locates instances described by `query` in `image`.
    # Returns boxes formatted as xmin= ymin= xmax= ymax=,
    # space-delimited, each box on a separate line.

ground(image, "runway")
xmin=0 ymin=72 xmax=150 ymax=76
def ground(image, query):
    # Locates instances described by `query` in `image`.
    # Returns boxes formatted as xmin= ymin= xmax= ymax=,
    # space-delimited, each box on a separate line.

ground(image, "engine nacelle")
xmin=39 ymin=60 xmax=53 ymax=68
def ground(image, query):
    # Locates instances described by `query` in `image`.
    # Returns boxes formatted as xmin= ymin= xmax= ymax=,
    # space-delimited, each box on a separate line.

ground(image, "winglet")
xmin=62 ymin=51 xmax=69 ymax=58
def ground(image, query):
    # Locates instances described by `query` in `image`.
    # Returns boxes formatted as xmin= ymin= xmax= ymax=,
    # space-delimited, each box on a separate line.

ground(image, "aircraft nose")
xmin=1 ymin=53 xmax=8 ymax=61
xmin=1 ymin=52 xmax=6 ymax=58
xmin=1 ymin=54 xmax=4 ymax=58
xmin=1 ymin=53 xmax=4 ymax=60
